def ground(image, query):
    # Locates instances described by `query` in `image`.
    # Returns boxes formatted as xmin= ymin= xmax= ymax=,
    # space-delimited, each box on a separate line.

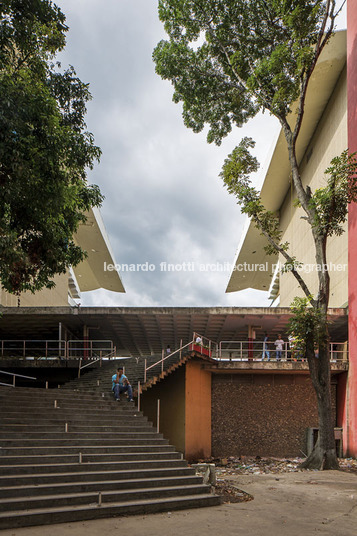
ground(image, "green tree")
xmin=0 ymin=0 xmax=103 ymax=296
xmin=153 ymin=0 xmax=353 ymax=469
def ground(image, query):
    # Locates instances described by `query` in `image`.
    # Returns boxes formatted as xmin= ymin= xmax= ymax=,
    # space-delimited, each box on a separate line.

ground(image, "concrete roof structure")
xmin=73 ymin=207 xmax=124 ymax=294
xmin=0 ymin=306 xmax=347 ymax=357
xmin=226 ymin=30 xmax=347 ymax=294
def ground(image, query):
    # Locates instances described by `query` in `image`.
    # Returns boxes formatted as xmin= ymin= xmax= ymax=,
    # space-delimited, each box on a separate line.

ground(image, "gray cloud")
xmin=55 ymin=0 xmax=275 ymax=307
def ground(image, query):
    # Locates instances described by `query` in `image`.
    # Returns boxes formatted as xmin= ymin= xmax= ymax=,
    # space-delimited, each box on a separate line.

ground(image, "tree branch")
xmin=251 ymin=212 xmax=316 ymax=306
xmin=293 ymin=0 xmax=336 ymax=144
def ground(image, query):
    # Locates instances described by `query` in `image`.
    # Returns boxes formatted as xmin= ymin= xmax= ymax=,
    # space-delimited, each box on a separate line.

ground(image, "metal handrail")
xmin=218 ymin=340 xmax=348 ymax=362
xmin=191 ymin=332 xmax=218 ymax=358
xmin=67 ymin=340 xmax=114 ymax=360
xmin=0 ymin=369 xmax=37 ymax=388
xmin=0 ymin=339 xmax=115 ymax=361
xmin=144 ymin=333 xmax=218 ymax=383
xmin=145 ymin=340 xmax=193 ymax=374
xmin=0 ymin=340 xmax=66 ymax=359
xmin=78 ymin=348 xmax=117 ymax=378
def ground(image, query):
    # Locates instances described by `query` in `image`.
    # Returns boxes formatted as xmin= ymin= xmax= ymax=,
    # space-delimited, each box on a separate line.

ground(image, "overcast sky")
xmin=55 ymin=0 xmax=345 ymax=308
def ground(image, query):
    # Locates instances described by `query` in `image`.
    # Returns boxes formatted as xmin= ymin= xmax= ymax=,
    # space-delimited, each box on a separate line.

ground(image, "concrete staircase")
xmin=60 ymin=353 xmax=195 ymax=398
xmin=0 ymin=386 xmax=221 ymax=529
xmin=61 ymin=359 xmax=128 ymax=397
xmin=139 ymin=354 xmax=193 ymax=394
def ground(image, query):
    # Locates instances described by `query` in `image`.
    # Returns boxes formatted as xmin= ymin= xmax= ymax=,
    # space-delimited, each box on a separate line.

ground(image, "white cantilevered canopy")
xmin=72 ymin=206 xmax=124 ymax=293
xmin=226 ymin=30 xmax=347 ymax=294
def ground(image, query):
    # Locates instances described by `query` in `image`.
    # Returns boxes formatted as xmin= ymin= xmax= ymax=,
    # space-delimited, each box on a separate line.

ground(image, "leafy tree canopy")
xmin=153 ymin=0 xmax=333 ymax=145
xmin=0 ymin=0 xmax=103 ymax=295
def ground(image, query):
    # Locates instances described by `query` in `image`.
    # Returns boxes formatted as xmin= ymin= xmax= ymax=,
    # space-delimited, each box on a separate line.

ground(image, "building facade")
xmin=226 ymin=30 xmax=347 ymax=308
xmin=226 ymin=18 xmax=357 ymax=457
xmin=346 ymin=0 xmax=357 ymax=458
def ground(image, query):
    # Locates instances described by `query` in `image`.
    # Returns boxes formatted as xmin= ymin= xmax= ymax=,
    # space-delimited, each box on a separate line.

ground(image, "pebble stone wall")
xmin=211 ymin=374 xmax=337 ymax=458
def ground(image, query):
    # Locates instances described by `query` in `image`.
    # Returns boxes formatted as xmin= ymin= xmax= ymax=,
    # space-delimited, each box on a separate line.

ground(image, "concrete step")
xmin=0 ymin=415 xmax=149 ymax=424
xmin=0 ymin=424 xmax=154 ymax=432
xmin=0 ymin=389 xmax=112 ymax=399
xmin=0 ymin=396 xmax=137 ymax=404
xmin=0 ymin=393 xmax=117 ymax=402
xmin=64 ymin=374 xmax=114 ymax=379
xmin=1 ymin=431 xmax=162 ymax=439
xmin=60 ymin=386 xmax=115 ymax=392
xmin=0 ymin=451 xmax=182 ymax=465
xmin=0 ymin=392 xmax=133 ymax=402
xmin=0 ymin=401 xmax=138 ymax=410
xmin=0 ymin=391 xmax=135 ymax=400
xmin=0 ymin=483 xmax=210 ymax=512
xmin=0 ymin=410 xmax=141 ymax=420
xmin=1 ymin=459 xmax=188 ymax=475
xmin=1 ymin=406 xmax=140 ymax=416
xmin=0 ymin=438 xmax=169 ymax=447
xmin=0 ymin=474 xmax=203 ymax=498
xmin=0 ymin=493 xmax=221 ymax=529
xmin=0 ymin=444 xmax=176 ymax=456
xmin=0 ymin=466 xmax=196 ymax=487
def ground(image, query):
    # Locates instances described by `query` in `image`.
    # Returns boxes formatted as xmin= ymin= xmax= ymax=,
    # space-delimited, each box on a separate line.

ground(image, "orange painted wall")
xmin=185 ymin=360 xmax=211 ymax=461
xmin=347 ymin=0 xmax=357 ymax=456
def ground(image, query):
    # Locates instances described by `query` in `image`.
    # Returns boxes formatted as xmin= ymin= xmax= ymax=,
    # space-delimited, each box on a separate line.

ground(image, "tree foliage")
xmin=0 ymin=0 xmax=103 ymax=294
xmin=154 ymin=0 xmax=333 ymax=144
xmin=154 ymin=0 xmax=352 ymax=470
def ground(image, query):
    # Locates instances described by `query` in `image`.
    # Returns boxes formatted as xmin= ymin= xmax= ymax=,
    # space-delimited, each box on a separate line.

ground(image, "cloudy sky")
xmin=55 ymin=0 xmax=345 ymax=308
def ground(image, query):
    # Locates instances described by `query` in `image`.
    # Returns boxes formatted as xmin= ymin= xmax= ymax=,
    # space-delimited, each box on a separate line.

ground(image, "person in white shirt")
xmin=274 ymin=334 xmax=284 ymax=361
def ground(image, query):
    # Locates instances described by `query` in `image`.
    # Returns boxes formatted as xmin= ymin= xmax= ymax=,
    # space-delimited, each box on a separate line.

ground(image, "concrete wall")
xmin=140 ymin=366 xmax=186 ymax=454
xmin=185 ymin=361 xmax=211 ymax=461
xmin=279 ymin=68 xmax=348 ymax=307
xmin=211 ymin=373 xmax=337 ymax=457
xmin=140 ymin=362 xmax=212 ymax=460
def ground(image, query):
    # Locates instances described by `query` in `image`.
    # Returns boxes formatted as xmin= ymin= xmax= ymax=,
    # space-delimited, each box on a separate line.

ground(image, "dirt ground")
xmin=1 ymin=469 xmax=357 ymax=536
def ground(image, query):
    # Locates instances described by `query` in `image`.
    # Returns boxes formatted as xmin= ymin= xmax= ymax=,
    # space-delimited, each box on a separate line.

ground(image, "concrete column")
xmin=83 ymin=325 xmax=89 ymax=360
xmin=347 ymin=0 xmax=357 ymax=456
xmin=248 ymin=325 xmax=255 ymax=361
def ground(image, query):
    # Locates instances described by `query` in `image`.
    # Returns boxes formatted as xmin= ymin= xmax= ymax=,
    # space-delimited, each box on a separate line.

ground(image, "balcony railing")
xmin=0 ymin=340 xmax=115 ymax=361
xmin=217 ymin=340 xmax=348 ymax=362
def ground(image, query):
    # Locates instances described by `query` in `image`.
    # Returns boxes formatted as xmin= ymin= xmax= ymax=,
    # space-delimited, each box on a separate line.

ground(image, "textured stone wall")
xmin=212 ymin=374 xmax=336 ymax=458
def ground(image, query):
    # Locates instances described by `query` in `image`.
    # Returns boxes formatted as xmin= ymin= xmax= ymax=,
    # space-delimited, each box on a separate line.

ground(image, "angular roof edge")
xmin=73 ymin=207 xmax=125 ymax=293
xmin=226 ymin=30 xmax=347 ymax=294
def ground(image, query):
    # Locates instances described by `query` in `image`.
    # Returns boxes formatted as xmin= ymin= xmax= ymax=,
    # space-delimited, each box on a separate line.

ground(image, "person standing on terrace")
xmin=274 ymin=335 xmax=284 ymax=361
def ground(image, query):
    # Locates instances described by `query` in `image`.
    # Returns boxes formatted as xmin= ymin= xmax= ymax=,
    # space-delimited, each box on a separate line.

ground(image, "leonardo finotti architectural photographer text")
xmin=103 ymin=261 xmax=347 ymax=273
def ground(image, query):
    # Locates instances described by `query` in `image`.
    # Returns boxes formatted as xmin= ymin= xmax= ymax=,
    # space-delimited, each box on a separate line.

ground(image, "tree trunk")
xmin=299 ymin=341 xmax=339 ymax=470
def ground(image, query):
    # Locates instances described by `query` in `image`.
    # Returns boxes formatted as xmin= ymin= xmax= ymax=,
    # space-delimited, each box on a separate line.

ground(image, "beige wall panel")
xmin=279 ymin=69 xmax=348 ymax=307
xmin=0 ymin=273 xmax=69 ymax=307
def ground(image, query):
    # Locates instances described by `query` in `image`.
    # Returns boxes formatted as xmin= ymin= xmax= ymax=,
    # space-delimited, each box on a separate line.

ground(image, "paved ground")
xmin=1 ymin=470 xmax=357 ymax=536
